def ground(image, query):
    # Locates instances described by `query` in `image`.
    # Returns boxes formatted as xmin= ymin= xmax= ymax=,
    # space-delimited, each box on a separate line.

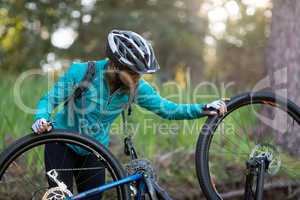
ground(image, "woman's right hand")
xmin=32 ymin=118 xmax=52 ymax=134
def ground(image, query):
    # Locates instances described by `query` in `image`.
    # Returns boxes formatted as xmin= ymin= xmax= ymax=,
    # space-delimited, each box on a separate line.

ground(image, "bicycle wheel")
xmin=0 ymin=130 xmax=129 ymax=200
xmin=196 ymin=91 xmax=300 ymax=199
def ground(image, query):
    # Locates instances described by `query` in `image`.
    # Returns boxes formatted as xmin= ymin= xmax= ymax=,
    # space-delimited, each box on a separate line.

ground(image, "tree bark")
xmin=265 ymin=0 xmax=300 ymax=156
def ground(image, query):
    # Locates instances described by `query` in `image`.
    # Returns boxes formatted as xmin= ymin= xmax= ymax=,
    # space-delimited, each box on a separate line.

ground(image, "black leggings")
xmin=44 ymin=142 xmax=105 ymax=200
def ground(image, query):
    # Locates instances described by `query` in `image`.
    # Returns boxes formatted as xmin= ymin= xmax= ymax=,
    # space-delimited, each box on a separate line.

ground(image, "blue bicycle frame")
xmin=63 ymin=136 xmax=172 ymax=200
xmin=67 ymin=173 xmax=144 ymax=200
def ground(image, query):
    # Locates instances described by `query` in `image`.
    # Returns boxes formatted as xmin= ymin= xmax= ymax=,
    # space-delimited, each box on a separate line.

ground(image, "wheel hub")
xmin=249 ymin=143 xmax=281 ymax=175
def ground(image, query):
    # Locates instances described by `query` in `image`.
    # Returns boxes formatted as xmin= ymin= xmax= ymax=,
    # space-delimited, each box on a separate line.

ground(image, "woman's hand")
xmin=32 ymin=118 xmax=52 ymax=134
xmin=203 ymin=99 xmax=228 ymax=116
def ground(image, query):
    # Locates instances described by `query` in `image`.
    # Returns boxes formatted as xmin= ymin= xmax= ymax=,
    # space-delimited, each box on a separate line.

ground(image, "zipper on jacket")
xmin=106 ymin=88 xmax=121 ymax=108
xmin=104 ymin=71 xmax=122 ymax=109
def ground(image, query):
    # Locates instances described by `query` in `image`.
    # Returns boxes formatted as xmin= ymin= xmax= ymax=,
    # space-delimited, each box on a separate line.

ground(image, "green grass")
xmin=0 ymin=73 xmax=299 ymax=195
xmin=0 ymin=75 xmax=47 ymax=148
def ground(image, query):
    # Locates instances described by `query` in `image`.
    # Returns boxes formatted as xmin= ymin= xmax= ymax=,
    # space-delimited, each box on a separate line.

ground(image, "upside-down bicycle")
xmin=0 ymin=91 xmax=299 ymax=200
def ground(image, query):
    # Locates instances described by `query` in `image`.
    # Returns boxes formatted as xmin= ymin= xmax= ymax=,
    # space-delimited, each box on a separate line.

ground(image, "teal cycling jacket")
xmin=34 ymin=59 xmax=206 ymax=155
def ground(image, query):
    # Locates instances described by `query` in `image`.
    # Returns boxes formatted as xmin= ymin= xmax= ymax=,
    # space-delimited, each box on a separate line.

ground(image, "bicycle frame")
xmin=64 ymin=136 xmax=171 ymax=200
xmin=68 ymin=173 xmax=144 ymax=200
xmin=243 ymin=154 xmax=269 ymax=200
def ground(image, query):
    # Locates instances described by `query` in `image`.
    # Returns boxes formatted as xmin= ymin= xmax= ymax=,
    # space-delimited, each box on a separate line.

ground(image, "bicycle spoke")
xmin=33 ymin=146 xmax=46 ymax=173
xmin=213 ymin=128 xmax=251 ymax=155
xmin=76 ymin=169 xmax=105 ymax=187
xmin=210 ymin=145 xmax=249 ymax=157
xmin=0 ymin=133 xmax=127 ymax=200
xmin=240 ymin=106 xmax=255 ymax=147
xmin=197 ymin=97 xmax=300 ymax=199
xmin=229 ymin=113 xmax=252 ymax=151
xmin=5 ymin=161 xmax=38 ymax=196
xmin=280 ymin=165 xmax=300 ymax=177
xmin=74 ymin=155 xmax=89 ymax=181
xmin=210 ymin=139 xmax=250 ymax=159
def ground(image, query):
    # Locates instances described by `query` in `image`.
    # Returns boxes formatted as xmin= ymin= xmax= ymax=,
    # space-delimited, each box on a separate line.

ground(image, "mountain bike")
xmin=195 ymin=91 xmax=300 ymax=200
xmin=0 ymin=127 xmax=173 ymax=200
xmin=0 ymin=91 xmax=299 ymax=200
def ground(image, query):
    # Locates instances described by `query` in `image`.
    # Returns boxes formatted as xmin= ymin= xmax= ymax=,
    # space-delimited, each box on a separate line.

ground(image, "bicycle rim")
xmin=0 ymin=131 xmax=128 ymax=200
xmin=196 ymin=91 xmax=300 ymax=199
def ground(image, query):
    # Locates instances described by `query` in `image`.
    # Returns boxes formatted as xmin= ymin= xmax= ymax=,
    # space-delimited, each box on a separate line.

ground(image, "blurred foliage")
xmin=0 ymin=0 xmax=272 ymax=89
xmin=0 ymin=0 xmax=207 ymax=83
xmin=206 ymin=2 xmax=272 ymax=89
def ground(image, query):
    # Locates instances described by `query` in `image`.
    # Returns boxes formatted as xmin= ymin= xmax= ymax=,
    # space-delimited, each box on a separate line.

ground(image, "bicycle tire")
xmin=195 ymin=91 xmax=300 ymax=199
xmin=0 ymin=130 xmax=129 ymax=200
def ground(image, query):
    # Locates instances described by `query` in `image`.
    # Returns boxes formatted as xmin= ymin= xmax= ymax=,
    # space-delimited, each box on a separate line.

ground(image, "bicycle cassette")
xmin=125 ymin=159 xmax=157 ymax=181
xmin=42 ymin=186 xmax=73 ymax=200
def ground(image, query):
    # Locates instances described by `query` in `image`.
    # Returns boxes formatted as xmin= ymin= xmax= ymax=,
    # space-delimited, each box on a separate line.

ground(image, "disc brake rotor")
xmin=249 ymin=143 xmax=281 ymax=175
xmin=42 ymin=187 xmax=73 ymax=200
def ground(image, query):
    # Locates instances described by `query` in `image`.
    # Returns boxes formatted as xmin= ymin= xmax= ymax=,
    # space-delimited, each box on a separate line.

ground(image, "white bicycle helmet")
xmin=106 ymin=30 xmax=160 ymax=74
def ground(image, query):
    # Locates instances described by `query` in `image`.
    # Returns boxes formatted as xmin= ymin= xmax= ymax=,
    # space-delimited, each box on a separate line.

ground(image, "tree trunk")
xmin=265 ymin=0 xmax=300 ymax=156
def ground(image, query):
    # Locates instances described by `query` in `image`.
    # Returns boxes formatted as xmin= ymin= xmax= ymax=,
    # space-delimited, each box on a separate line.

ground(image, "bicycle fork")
xmin=243 ymin=156 xmax=269 ymax=200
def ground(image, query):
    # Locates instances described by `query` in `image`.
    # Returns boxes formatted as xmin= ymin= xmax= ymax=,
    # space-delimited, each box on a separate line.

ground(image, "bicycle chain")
xmin=51 ymin=167 xmax=105 ymax=172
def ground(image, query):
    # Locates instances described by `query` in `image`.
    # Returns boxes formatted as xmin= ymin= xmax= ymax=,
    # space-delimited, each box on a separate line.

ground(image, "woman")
xmin=32 ymin=30 xmax=227 ymax=199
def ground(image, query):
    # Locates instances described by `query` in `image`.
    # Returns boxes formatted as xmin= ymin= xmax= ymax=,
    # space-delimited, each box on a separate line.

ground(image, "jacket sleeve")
xmin=34 ymin=63 xmax=81 ymax=120
xmin=135 ymin=79 xmax=206 ymax=120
